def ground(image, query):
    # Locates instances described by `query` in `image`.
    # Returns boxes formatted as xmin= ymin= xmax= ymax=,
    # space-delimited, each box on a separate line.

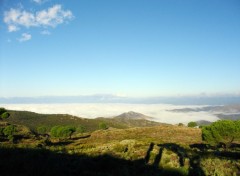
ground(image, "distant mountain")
xmin=99 ymin=111 xmax=162 ymax=128
xmin=1 ymin=95 xmax=240 ymax=105
xmin=114 ymin=111 xmax=153 ymax=120
xmin=195 ymin=120 xmax=212 ymax=126
xmin=216 ymin=114 xmax=240 ymax=121
xmin=169 ymin=104 xmax=240 ymax=114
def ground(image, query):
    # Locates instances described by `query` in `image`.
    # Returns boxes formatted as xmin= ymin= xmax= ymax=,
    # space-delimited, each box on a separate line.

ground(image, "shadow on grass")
xmin=71 ymin=134 xmax=91 ymax=140
xmin=0 ymin=147 xmax=187 ymax=176
xmin=144 ymin=142 xmax=240 ymax=176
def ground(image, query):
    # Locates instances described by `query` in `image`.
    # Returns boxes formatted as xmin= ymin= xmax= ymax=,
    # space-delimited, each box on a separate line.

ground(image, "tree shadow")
xmin=144 ymin=142 xmax=154 ymax=164
xmin=47 ymin=141 xmax=73 ymax=146
xmin=144 ymin=143 xmax=206 ymax=176
xmin=0 ymin=147 xmax=187 ymax=176
xmin=157 ymin=143 xmax=188 ymax=167
xmin=71 ymin=134 xmax=91 ymax=140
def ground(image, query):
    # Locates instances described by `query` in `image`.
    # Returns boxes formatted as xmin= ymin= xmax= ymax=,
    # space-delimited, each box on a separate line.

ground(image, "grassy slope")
xmin=6 ymin=110 xmax=162 ymax=132
xmin=1 ymin=110 xmax=240 ymax=175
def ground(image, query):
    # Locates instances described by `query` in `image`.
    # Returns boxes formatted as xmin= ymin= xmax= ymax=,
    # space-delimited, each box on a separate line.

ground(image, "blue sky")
xmin=0 ymin=0 xmax=240 ymax=97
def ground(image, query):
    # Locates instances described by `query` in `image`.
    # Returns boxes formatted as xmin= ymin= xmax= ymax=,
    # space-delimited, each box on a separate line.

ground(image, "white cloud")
xmin=41 ymin=30 xmax=51 ymax=35
xmin=8 ymin=25 xmax=19 ymax=32
xmin=32 ymin=0 xmax=48 ymax=5
xmin=18 ymin=33 xmax=32 ymax=42
xmin=0 ymin=103 xmax=220 ymax=124
xmin=33 ymin=0 xmax=43 ymax=4
xmin=4 ymin=4 xmax=73 ymax=32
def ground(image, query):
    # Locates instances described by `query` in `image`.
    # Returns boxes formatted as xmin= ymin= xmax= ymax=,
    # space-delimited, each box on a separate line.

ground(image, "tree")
xmin=99 ymin=122 xmax=107 ymax=130
xmin=50 ymin=126 xmax=76 ymax=139
xmin=0 ymin=108 xmax=9 ymax=120
xmin=202 ymin=120 xmax=240 ymax=148
xmin=50 ymin=126 xmax=61 ymax=138
xmin=0 ymin=108 xmax=7 ymax=115
xmin=1 ymin=112 xmax=10 ymax=119
xmin=3 ymin=125 xmax=16 ymax=141
xmin=178 ymin=123 xmax=184 ymax=127
xmin=64 ymin=126 xmax=76 ymax=139
xmin=188 ymin=122 xmax=197 ymax=128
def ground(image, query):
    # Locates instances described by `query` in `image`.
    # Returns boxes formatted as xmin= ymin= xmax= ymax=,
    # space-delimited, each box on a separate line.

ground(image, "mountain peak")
xmin=114 ymin=111 xmax=152 ymax=120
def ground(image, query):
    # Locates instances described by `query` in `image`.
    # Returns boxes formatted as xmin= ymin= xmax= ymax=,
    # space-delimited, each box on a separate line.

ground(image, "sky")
xmin=0 ymin=0 xmax=240 ymax=98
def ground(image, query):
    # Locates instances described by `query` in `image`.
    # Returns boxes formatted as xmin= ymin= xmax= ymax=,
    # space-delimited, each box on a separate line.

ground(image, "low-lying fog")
xmin=0 ymin=103 xmax=221 ymax=124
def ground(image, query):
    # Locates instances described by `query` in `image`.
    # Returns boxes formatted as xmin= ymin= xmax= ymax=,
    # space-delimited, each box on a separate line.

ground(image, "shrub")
xmin=3 ymin=125 xmax=16 ymax=141
xmin=1 ymin=112 xmax=10 ymax=119
xmin=0 ymin=107 xmax=7 ymax=115
xmin=37 ymin=126 xmax=48 ymax=135
xmin=50 ymin=126 xmax=76 ymax=139
xmin=187 ymin=122 xmax=197 ymax=128
xmin=99 ymin=122 xmax=107 ymax=130
xmin=202 ymin=120 xmax=240 ymax=147
xmin=178 ymin=123 xmax=184 ymax=127
xmin=0 ymin=108 xmax=9 ymax=120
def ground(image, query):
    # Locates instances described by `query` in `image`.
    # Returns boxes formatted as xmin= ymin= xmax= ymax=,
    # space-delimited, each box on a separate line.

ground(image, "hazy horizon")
xmin=1 ymin=93 xmax=240 ymax=105
xmin=0 ymin=103 xmax=221 ymax=124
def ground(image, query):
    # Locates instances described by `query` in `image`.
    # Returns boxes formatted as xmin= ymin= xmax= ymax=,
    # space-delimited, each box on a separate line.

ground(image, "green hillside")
xmin=1 ymin=109 xmax=240 ymax=176
xmin=6 ymin=110 xmax=162 ymax=132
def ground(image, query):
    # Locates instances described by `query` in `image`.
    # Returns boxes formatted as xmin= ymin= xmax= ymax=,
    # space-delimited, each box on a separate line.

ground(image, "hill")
xmin=195 ymin=120 xmax=212 ymax=126
xmin=114 ymin=111 xmax=153 ymax=120
xmin=5 ymin=110 xmax=163 ymax=132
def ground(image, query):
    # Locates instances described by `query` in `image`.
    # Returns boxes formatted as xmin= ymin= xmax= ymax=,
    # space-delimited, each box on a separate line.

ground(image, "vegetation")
xmin=37 ymin=126 xmax=48 ymax=135
xmin=0 ymin=109 xmax=239 ymax=175
xmin=76 ymin=125 xmax=86 ymax=134
xmin=0 ymin=107 xmax=7 ymax=115
xmin=178 ymin=123 xmax=184 ymax=126
xmin=5 ymin=110 xmax=161 ymax=132
xmin=187 ymin=121 xmax=197 ymax=128
xmin=3 ymin=125 xmax=16 ymax=141
xmin=50 ymin=125 xmax=76 ymax=139
xmin=202 ymin=120 xmax=240 ymax=148
xmin=0 ymin=108 xmax=10 ymax=120
xmin=99 ymin=122 xmax=107 ymax=130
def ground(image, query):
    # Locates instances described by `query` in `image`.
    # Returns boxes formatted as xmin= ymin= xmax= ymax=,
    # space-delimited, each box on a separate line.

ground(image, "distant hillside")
xmin=195 ymin=120 xmax=212 ymax=126
xmin=169 ymin=104 xmax=240 ymax=114
xmin=102 ymin=111 xmax=162 ymax=128
xmin=216 ymin=114 xmax=240 ymax=121
xmin=6 ymin=110 xmax=163 ymax=132
xmin=114 ymin=111 xmax=153 ymax=120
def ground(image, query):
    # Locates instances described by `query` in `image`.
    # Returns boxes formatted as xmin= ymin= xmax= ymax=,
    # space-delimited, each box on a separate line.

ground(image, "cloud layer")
xmin=4 ymin=4 xmax=73 ymax=32
xmin=0 ymin=103 xmax=220 ymax=124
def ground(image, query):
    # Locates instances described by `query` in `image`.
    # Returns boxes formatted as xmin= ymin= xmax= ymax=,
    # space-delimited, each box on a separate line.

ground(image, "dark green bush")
xmin=99 ymin=122 xmax=107 ymax=130
xmin=3 ymin=125 xmax=16 ymax=137
xmin=1 ymin=112 xmax=10 ymax=119
xmin=50 ymin=126 xmax=76 ymax=139
xmin=188 ymin=122 xmax=197 ymax=128
xmin=0 ymin=107 xmax=7 ymax=115
xmin=202 ymin=120 xmax=240 ymax=147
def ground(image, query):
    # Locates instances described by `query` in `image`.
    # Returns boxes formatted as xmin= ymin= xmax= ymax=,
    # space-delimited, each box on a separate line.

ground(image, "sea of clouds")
xmin=0 ymin=103 xmax=220 ymax=124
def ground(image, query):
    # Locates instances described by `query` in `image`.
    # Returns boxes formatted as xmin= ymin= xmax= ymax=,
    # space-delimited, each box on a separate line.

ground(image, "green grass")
xmin=1 ymin=109 xmax=240 ymax=176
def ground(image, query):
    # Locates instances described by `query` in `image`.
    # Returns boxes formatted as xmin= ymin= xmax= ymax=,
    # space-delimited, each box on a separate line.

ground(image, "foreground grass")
xmin=0 ymin=124 xmax=240 ymax=176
